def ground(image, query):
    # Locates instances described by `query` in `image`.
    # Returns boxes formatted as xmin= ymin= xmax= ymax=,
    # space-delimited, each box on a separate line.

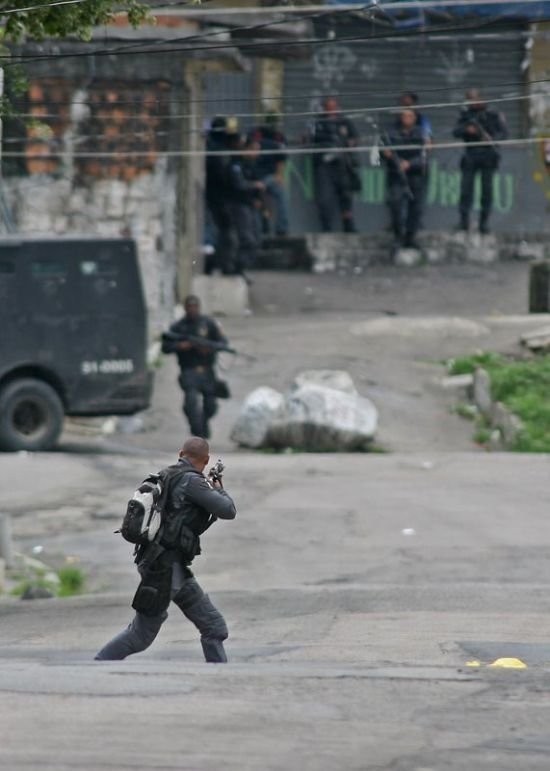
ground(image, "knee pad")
xmin=173 ymin=578 xmax=204 ymax=610
xmin=175 ymin=583 xmax=228 ymax=641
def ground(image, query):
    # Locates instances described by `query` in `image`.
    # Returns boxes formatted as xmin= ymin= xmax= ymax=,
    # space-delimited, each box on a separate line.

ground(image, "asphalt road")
xmin=1 ymin=264 xmax=549 ymax=770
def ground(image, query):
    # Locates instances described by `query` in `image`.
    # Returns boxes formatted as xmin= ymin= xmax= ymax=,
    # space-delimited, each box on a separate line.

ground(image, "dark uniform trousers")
xmin=179 ymin=367 xmax=217 ymax=439
xmin=459 ymin=152 xmax=498 ymax=228
xmin=94 ymin=563 xmax=229 ymax=663
xmin=314 ymin=161 xmax=354 ymax=232
xmin=387 ymin=173 xmax=425 ymax=243
xmin=206 ymin=198 xmax=238 ymax=275
xmin=229 ymin=201 xmax=260 ymax=272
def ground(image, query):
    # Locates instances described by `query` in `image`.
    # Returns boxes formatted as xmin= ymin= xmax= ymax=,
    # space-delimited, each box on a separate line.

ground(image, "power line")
xmin=0 ymin=136 xmax=543 ymax=158
xmin=0 ymin=0 xmax=90 ymax=14
xmin=81 ymin=1 xmax=377 ymax=59
xmin=4 ymin=75 xmax=548 ymax=111
xmin=0 ymin=10 xmax=538 ymax=66
xmin=0 ymin=0 xmax=377 ymax=63
xmin=146 ymin=0 xmax=550 ymax=13
xmin=5 ymin=92 xmax=536 ymax=125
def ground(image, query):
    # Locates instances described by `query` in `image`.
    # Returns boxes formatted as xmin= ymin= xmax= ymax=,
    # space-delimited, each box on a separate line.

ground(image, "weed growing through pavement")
xmin=447 ymin=353 xmax=550 ymax=452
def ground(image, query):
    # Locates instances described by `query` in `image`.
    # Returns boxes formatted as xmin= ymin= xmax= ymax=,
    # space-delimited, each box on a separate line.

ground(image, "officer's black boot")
xmin=479 ymin=215 xmax=490 ymax=235
xmin=342 ymin=217 xmax=357 ymax=233
xmin=201 ymin=638 xmax=228 ymax=663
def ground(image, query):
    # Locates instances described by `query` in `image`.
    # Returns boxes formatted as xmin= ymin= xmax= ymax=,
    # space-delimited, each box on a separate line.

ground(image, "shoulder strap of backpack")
xmin=157 ymin=463 xmax=201 ymax=507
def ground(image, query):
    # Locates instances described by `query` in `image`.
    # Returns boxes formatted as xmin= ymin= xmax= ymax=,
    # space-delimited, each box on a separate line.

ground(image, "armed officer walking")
xmin=95 ymin=437 xmax=237 ymax=663
xmin=382 ymin=108 xmax=426 ymax=249
xmin=161 ymin=295 xmax=231 ymax=439
xmin=453 ymin=88 xmax=508 ymax=234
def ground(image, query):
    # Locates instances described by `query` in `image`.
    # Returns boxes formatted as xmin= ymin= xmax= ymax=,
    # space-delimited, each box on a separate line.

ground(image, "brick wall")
xmin=2 ymin=77 xmax=180 ymax=334
xmin=19 ymin=77 xmax=171 ymax=179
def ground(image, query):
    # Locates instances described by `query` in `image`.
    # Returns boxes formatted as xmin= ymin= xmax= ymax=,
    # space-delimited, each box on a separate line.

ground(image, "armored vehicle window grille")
xmin=30 ymin=260 xmax=67 ymax=278
xmin=80 ymin=260 xmax=118 ymax=278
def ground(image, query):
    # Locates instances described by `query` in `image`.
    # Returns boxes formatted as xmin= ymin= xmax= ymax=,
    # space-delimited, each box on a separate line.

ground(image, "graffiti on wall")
xmin=286 ymin=156 xmax=515 ymax=212
xmin=285 ymin=150 xmax=548 ymax=231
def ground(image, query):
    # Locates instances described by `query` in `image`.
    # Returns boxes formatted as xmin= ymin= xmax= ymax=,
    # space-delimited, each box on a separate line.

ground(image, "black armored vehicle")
xmin=0 ymin=236 xmax=153 ymax=451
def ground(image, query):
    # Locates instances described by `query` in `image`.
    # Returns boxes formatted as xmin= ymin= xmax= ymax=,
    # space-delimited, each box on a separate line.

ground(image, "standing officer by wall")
xmin=226 ymin=136 xmax=265 ymax=279
xmin=453 ymin=89 xmax=508 ymax=234
xmin=204 ymin=116 xmax=238 ymax=274
xmin=161 ymin=296 xmax=231 ymax=439
xmin=382 ymin=109 xmax=426 ymax=250
xmin=310 ymin=97 xmax=360 ymax=233
xmin=248 ymin=113 xmax=289 ymax=236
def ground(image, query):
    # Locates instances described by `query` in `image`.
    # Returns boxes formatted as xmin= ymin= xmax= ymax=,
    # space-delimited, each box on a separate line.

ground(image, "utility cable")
xmin=1 ymin=136 xmax=543 ymax=159
xmin=5 ymin=92 xmax=538 ymax=125
xmin=0 ymin=0 xmax=91 ymax=14
xmin=4 ymin=75 xmax=548 ymax=110
xmin=0 ymin=10 xmax=539 ymax=65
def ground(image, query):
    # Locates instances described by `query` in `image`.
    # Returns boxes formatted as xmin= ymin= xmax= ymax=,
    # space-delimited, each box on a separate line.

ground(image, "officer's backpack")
xmin=117 ymin=465 xmax=183 ymax=546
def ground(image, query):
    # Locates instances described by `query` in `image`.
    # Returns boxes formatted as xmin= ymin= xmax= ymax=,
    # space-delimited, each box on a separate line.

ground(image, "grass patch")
xmin=452 ymin=402 xmax=478 ymax=421
xmin=9 ymin=566 xmax=85 ymax=599
xmin=10 ymin=577 xmax=57 ymax=597
xmin=473 ymin=426 xmax=493 ymax=447
xmin=447 ymin=351 xmax=503 ymax=376
xmin=57 ymin=566 xmax=85 ymax=597
xmin=448 ymin=353 xmax=550 ymax=452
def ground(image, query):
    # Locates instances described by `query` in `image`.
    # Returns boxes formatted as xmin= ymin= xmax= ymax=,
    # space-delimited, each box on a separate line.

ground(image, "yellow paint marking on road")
xmin=488 ymin=657 xmax=528 ymax=669
xmin=465 ymin=660 xmax=481 ymax=667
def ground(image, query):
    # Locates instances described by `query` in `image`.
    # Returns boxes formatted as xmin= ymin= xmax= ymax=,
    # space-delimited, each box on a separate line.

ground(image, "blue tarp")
xmin=326 ymin=0 xmax=550 ymax=21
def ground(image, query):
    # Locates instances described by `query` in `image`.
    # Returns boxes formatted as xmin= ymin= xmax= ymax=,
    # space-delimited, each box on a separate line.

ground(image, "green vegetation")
xmin=447 ymin=351 xmax=504 ymax=376
xmin=1 ymin=0 xmax=150 ymax=117
xmin=447 ymin=352 xmax=550 ymax=453
xmin=9 ymin=566 xmax=85 ymax=598
xmin=452 ymin=402 xmax=478 ymax=421
xmin=57 ymin=566 xmax=85 ymax=597
xmin=1 ymin=0 xmax=148 ymax=43
xmin=10 ymin=577 xmax=55 ymax=597
xmin=473 ymin=426 xmax=493 ymax=446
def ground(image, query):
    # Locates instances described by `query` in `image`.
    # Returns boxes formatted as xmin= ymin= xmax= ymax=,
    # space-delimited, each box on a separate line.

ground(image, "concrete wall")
xmin=1 ymin=65 xmax=185 ymax=335
xmin=2 ymin=168 xmax=178 ymax=335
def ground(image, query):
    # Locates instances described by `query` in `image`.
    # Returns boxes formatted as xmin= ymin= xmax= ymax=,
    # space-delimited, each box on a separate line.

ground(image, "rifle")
xmin=380 ymin=132 xmax=414 ymax=200
xmin=161 ymin=330 xmax=237 ymax=355
xmin=467 ymin=116 xmax=497 ymax=149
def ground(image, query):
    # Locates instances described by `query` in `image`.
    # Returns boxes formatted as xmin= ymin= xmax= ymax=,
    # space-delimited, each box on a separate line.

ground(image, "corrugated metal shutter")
xmin=283 ymin=24 xmax=531 ymax=232
xmin=203 ymin=70 xmax=256 ymax=135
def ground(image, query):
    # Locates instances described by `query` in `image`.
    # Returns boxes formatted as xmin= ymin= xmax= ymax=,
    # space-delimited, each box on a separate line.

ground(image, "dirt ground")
xmin=94 ymin=261 xmax=546 ymax=455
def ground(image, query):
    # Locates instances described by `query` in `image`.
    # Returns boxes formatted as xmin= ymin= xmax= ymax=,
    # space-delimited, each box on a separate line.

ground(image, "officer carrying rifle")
xmin=161 ymin=295 xmax=234 ymax=439
xmin=95 ymin=437 xmax=237 ymax=664
xmin=453 ymin=88 xmax=508 ymax=234
xmin=382 ymin=108 xmax=426 ymax=250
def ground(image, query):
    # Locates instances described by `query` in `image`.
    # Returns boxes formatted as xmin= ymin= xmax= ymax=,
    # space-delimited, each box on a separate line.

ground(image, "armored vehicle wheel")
xmin=0 ymin=378 xmax=64 ymax=451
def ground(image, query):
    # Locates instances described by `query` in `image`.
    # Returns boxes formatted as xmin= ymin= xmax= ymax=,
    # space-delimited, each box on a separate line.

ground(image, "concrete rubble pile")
xmin=231 ymin=370 xmax=378 ymax=452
